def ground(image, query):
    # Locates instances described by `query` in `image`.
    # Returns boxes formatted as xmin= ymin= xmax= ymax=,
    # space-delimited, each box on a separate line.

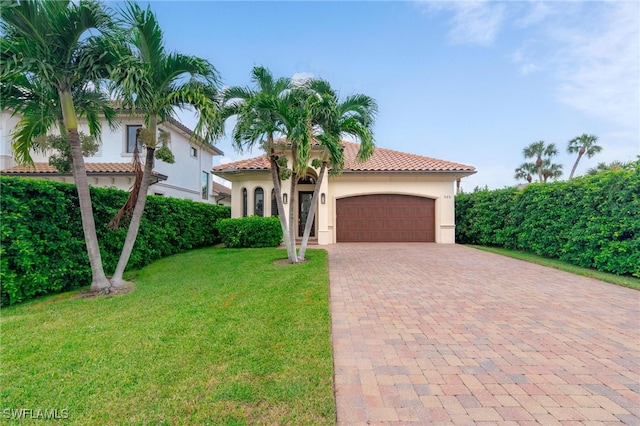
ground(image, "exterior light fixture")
xmin=283 ymin=193 xmax=288 ymax=204
xmin=321 ymin=193 xmax=326 ymax=204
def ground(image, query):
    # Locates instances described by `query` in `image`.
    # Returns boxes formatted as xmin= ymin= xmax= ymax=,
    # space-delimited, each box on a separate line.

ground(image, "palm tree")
xmin=514 ymin=162 xmax=537 ymax=183
xmin=222 ymin=66 xmax=299 ymax=263
xmin=541 ymin=159 xmax=563 ymax=182
xmin=1 ymin=73 xmax=118 ymax=171
xmin=1 ymin=0 xmax=118 ymax=292
xmin=567 ymin=134 xmax=602 ymax=179
xmin=523 ymin=141 xmax=559 ymax=183
xmin=297 ymin=79 xmax=377 ymax=260
xmin=586 ymin=160 xmax=634 ymax=175
xmin=107 ymin=2 xmax=223 ymax=286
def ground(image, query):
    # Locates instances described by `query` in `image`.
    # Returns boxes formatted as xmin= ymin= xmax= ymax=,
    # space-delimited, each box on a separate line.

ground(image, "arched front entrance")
xmin=336 ymin=194 xmax=435 ymax=242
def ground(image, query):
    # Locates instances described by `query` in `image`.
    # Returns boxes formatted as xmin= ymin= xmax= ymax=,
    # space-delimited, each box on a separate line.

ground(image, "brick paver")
xmin=328 ymin=243 xmax=639 ymax=425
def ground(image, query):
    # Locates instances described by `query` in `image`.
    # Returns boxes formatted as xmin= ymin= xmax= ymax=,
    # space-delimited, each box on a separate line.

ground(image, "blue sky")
xmin=143 ymin=1 xmax=639 ymax=190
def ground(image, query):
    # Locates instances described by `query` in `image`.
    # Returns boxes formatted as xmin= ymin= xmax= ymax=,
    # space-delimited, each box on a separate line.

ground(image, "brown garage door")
xmin=336 ymin=194 xmax=435 ymax=242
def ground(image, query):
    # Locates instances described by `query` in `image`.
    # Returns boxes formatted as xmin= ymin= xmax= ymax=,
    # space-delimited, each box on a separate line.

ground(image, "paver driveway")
xmin=328 ymin=243 xmax=640 ymax=425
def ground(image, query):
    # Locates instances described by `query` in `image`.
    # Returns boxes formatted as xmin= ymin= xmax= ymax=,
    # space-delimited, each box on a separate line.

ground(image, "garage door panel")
xmin=336 ymin=195 xmax=435 ymax=242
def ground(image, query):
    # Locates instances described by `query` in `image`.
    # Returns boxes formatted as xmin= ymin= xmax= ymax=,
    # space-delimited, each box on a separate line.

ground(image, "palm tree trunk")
xmin=110 ymin=118 xmax=157 ymax=287
xmin=110 ymin=146 xmax=154 ymax=286
xmin=69 ymin=132 xmax=111 ymax=291
xmin=569 ymin=152 xmax=583 ymax=180
xmin=298 ymin=162 xmax=325 ymax=261
xmin=269 ymin=155 xmax=296 ymax=262
xmin=536 ymin=156 xmax=543 ymax=183
xmin=60 ymin=90 xmax=110 ymax=292
xmin=288 ymin=171 xmax=298 ymax=263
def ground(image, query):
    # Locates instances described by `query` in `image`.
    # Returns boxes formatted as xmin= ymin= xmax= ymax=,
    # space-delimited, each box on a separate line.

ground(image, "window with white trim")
xmin=126 ymin=125 xmax=142 ymax=153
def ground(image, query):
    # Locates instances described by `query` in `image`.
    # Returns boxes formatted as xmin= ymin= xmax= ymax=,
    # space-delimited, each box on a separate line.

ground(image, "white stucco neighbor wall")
xmin=0 ymin=112 xmax=20 ymax=170
xmin=1 ymin=111 xmax=220 ymax=203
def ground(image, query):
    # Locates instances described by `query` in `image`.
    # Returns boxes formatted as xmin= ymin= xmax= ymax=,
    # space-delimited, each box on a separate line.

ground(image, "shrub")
xmin=455 ymin=166 xmax=640 ymax=277
xmin=0 ymin=177 xmax=230 ymax=305
xmin=217 ymin=216 xmax=282 ymax=248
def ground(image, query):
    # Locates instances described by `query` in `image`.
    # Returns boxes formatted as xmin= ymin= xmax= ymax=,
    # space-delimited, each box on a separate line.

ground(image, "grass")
xmin=0 ymin=247 xmax=335 ymax=425
xmin=468 ymin=245 xmax=640 ymax=290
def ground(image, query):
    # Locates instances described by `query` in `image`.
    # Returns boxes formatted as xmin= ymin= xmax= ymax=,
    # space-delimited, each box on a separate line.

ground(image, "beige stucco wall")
xmin=216 ymin=151 xmax=462 ymax=245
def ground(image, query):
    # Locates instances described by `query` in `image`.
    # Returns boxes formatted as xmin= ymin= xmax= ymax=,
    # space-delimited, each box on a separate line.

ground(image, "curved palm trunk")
xmin=288 ymin=171 xmax=299 ymax=263
xmin=60 ymin=91 xmax=110 ymax=292
xmin=269 ymin=155 xmax=295 ymax=262
xmin=298 ymin=162 xmax=326 ymax=261
xmin=110 ymin=118 xmax=157 ymax=286
xmin=110 ymin=146 xmax=154 ymax=286
xmin=569 ymin=151 xmax=584 ymax=180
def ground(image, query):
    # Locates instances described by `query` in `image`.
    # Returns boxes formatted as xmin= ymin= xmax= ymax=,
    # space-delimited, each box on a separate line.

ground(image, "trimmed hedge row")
xmin=0 ymin=176 xmax=230 ymax=305
xmin=216 ymin=216 xmax=283 ymax=248
xmin=455 ymin=167 xmax=640 ymax=277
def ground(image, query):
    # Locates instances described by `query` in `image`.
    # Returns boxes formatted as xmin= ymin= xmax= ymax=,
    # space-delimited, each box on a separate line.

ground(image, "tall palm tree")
xmin=523 ymin=141 xmax=558 ymax=183
xmin=567 ymin=134 xmax=602 ymax=179
xmin=107 ymin=2 xmax=223 ymax=286
xmin=1 ymin=0 xmax=118 ymax=292
xmin=297 ymin=79 xmax=377 ymax=260
xmin=1 ymin=73 xmax=118 ymax=169
xmin=222 ymin=66 xmax=299 ymax=263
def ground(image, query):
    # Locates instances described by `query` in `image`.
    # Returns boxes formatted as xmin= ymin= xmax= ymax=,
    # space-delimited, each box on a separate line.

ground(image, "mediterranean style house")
xmin=213 ymin=141 xmax=476 ymax=244
xmin=0 ymin=110 xmax=224 ymax=203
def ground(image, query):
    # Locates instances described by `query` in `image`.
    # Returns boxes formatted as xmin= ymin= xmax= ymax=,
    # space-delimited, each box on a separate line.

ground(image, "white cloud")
xmin=510 ymin=47 xmax=542 ymax=75
xmin=516 ymin=0 xmax=552 ymax=28
xmin=422 ymin=0 xmax=506 ymax=46
xmin=552 ymin=2 xmax=640 ymax=130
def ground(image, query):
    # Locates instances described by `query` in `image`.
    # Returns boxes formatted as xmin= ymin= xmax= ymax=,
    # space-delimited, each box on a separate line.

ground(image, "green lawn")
xmin=0 ymin=248 xmax=335 ymax=425
xmin=469 ymin=245 xmax=640 ymax=290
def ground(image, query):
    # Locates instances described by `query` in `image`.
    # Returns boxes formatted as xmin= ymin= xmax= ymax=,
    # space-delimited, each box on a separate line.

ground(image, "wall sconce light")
xmin=283 ymin=193 xmax=288 ymax=204
xmin=321 ymin=193 xmax=326 ymax=204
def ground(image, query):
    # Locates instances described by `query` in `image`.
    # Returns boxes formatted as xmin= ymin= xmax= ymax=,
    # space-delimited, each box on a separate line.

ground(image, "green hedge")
xmin=217 ymin=216 xmax=283 ymax=248
xmin=0 ymin=177 xmax=230 ymax=305
xmin=455 ymin=167 xmax=640 ymax=277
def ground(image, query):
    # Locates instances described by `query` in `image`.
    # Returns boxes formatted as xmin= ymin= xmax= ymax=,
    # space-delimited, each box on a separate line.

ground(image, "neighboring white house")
xmin=212 ymin=181 xmax=232 ymax=206
xmin=0 ymin=110 xmax=225 ymax=203
xmin=213 ymin=141 xmax=476 ymax=244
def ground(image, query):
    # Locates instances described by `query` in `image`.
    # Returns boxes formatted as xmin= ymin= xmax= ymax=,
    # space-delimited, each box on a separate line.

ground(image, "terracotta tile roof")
xmin=342 ymin=142 xmax=475 ymax=172
xmin=214 ymin=156 xmax=271 ymax=172
xmin=212 ymin=141 xmax=475 ymax=173
xmin=1 ymin=162 xmax=168 ymax=180
xmin=212 ymin=181 xmax=231 ymax=196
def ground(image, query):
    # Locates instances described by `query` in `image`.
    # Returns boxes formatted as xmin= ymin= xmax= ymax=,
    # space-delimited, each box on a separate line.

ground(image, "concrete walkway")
xmin=328 ymin=243 xmax=639 ymax=425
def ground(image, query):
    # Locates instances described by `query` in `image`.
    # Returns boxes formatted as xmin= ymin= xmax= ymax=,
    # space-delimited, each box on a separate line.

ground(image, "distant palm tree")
xmin=586 ymin=160 xmax=631 ymax=175
xmin=108 ymin=2 xmax=223 ymax=286
xmin=523 ymin=141 xmax=559 ymax=183
xmin=514 ymin=162 xmax=537 ymax=183
xmin=1 ymin=0 xmax=118 ymax=292
xmin=567 ymin=134 xmax=602 ymax=179
xmin=541 ymin=159 xmax=563 ymax=182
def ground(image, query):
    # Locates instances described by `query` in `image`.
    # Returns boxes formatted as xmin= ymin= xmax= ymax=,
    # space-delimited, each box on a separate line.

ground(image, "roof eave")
xmin=339 ymin=169 xmax=477 ymax=175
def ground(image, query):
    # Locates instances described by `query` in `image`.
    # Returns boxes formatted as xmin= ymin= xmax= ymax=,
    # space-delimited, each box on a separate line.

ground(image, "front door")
xmin=298 ymin=191 xmax=315 ymax=237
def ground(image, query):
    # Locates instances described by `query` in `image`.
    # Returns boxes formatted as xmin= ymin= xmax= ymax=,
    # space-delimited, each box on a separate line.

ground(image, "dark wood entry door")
xmin=298 ymin=191 xmax=315 ymax=237
xmin=336 ymin=194 xmax=435 ymax=242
